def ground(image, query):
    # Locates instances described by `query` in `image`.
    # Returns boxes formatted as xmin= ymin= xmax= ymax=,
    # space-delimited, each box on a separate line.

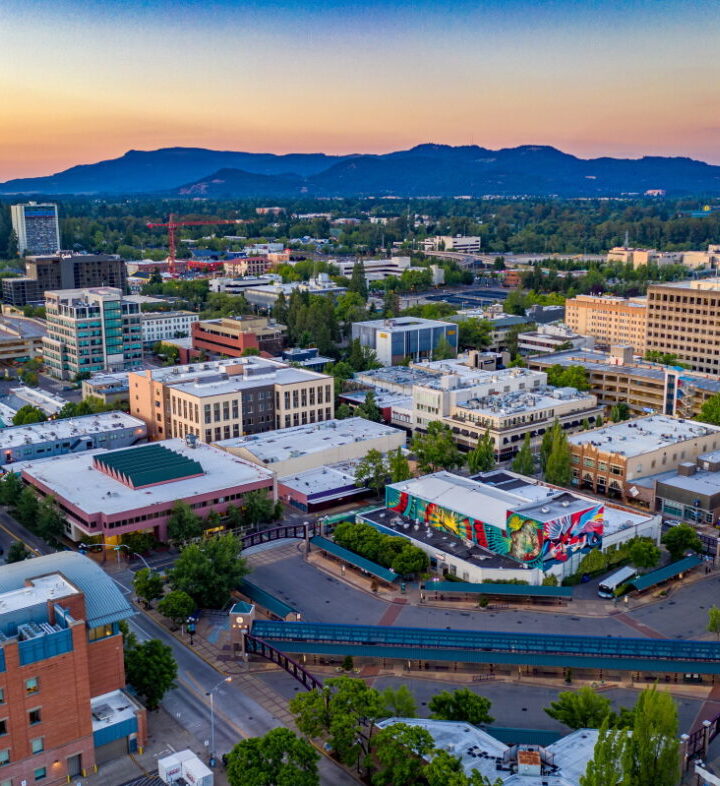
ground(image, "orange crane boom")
xmin=146 ymin=214 xmax=244 ymax=274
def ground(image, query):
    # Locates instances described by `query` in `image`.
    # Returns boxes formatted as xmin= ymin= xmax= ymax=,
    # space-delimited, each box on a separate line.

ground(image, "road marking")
xmin=181 ymin=672 xmax=248 ymax=740
xmin=0 ymin=520 xmax=41 ymax=555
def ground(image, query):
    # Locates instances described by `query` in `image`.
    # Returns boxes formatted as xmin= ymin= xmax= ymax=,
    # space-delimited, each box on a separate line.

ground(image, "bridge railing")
xmin=245 ymin=634 xmax=322 ymax=691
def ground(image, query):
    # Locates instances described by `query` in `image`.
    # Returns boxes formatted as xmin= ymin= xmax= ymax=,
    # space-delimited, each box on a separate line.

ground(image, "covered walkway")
xmin=427 ymin=581 xmax=572 ymax=604
xmin=631 ymin=554 xmax=704 ymax=593
xmin=309 ymin=535 xmax=398 ymax=584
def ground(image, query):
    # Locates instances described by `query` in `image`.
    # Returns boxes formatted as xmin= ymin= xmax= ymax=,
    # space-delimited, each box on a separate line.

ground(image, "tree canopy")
xmin=661 ymin=523 xmax=703 ymax=561
xmin=226 ymin=728 xmax=320 ymax=786
xmin=412 ymin=421 xmax=464 ymax=473
xmin=428 ymin=688 xmax=494 ymax=725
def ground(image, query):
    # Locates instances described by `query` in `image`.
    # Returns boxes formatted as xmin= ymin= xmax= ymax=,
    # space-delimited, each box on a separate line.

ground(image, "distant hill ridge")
xmin=2 ymin=143 xmax=719 ymax=197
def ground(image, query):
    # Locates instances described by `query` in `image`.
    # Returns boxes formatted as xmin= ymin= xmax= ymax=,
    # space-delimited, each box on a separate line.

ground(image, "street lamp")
xmin=207 ymin=676 xmax=232 ymax=766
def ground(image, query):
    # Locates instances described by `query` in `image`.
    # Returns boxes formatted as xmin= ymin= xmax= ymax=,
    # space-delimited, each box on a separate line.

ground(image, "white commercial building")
xmin=352 ymin=316 xmax=459 ymax=366
xmin=423 ymin=235 xmax=482 ymax=253
xmin=140 ymin=310 xmax=199 ymax=346
xmin=333 ymin=256 xmax=413 ymax=281
xmin=517 ymin=323 xmax=594 ymax=355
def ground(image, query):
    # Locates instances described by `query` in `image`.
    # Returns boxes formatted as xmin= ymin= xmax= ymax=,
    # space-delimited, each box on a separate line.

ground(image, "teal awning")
xmin=309 ymin=536 xmax=398 ymax=583
xmin=428 ymin=581 xmax=572 ymax=599
xmin=630 ymin=554 xmax=703 ymax=592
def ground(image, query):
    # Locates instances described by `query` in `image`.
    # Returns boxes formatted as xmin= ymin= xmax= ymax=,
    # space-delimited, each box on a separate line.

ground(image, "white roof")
xmin=0 ymin=573 xmax=76 ymax=615
xmin=91 ymin=690 xmax=141 ymax=733
xmin=215 ymin=418 xmax=404 ymax=463
xmin=387 ymin=471 xmax=546 ymax=529
xmin=375 ymin=719 xmax=600 ymax=786
xmin=568 ymin=415 xmax=720 ymax=457
xmin=279 ymin=464 xmax=358 ymax=497
xmin=456 ymin=387 xmax=594 ymax=416
xmin=0 ymin=411 xmax=145 ymax=449
xmin=354 ymin=316 xmax=455 ymax=331
xmin=21 ymin=439 xmax=273 ymax=516
xmin=168 ymin=365 xmax=325 ymax=397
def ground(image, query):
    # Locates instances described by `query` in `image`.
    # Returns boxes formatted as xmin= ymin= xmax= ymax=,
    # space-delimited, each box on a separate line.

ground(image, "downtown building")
xmin=127 ymin=355 xmax=334 ymax=441
xmin=0 ymin=551 xmax=145 ymax=783
xmin=10 ymin=203 xmax=60 ymax=256
xmin=564 ymin=294 xmax=648 ymax=354
xmin=2 ymin=254 xmax=128 ymax=308
xmin=42 ymin=288 xmax=143 ymax=380
xmin=352 ymin=317 xmax=459 ymax=366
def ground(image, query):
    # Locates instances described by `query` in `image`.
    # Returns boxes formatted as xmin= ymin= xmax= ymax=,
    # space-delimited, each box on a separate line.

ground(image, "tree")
xmin=132 ymin=568 xmax=165 ymax=608
xmin=335 ymin=403 xmax=352 ymax=419
xmin=424 ymin=749 xmax=468 ymax=786
xmin=170 ymin=534 xmax=249 ymax=608
xmin=272 ymin=291 xmax=289 ymax=325
xmin=610 ymin=403 xmax=630 ymax=422
xmin=348 ymin=259 xmax=368 ymax=299
xmin=544 ymin=424 xmax=572 ymax=486
xmin=545 ymin=686 xmax=613 ymax=730
xmin=628 ymin=537 xmax=661 ymax=571
xmin=354 ymin=449 xmax=388 ymax=497
xmin=158 ymin=590 xmax=196 ymax=627
xmin=391 ymin=544 xmax=429 ymax=576
xmin=35 ymin=494 xmax=65 ymax=545
xmin=512 ymin=433 xmax=535 ymax=475
xmin=433 ymin=335 xmax=456 ymax=360
xmin=621 ymin=687 xmax=679 ymax=786
xmin=371 ymin=723 xmax=434 ymax=786
xmin=6 ymin=540 xmax=30 ymax=563
xmin=124 ymin=637 xmax=177 ymax=710
xmin=12 ymin=405 xmax=47 ymax=425
xmin=357 ymin=390 xmax=382 ymax=422
xmin=706 ymin=605 xmax=720 ymax=640
xmin=579 ymin=719 xmax=625 ymax=786
xmin=0 ymin=471 xmax=23 ymax=507
xmin=388 ymin=448 xmax=411 ymax=483
xmin=290 ymin=676 xmax=384 ymax=773
xmin=226 ymin=728 xmax=320 ymax=786
xmin=14 ymin=486 xmax=38 ymax=528
xmin=697 ymin=393 xmax=720 ymax=426
xmin=166 ymin=501 xmax=203 ymax=544
xmin=540 ymin=420 xmax=559 ymax=472
xmin=661 ymin=522 xmax=703 ymax=561
xmin=467 ymin=430 xmax=495 ymax=474
xmin=546 ymin=365 xmax=590 ymax=391
xmin=347 ymin=338 xmax=378 ymax=372
xmin=240 ymin=489 xmax=282 ymax=529
xmin=379 ymin=685 xmax=417 ymax=718
xmin=458 ymin=318 xmax=491 ymax=351
xmin=6 ymin=230 xmax=18 ymax=259
xmin=412 ymin=421 xmax=464 ymax=473
xmin=428 ymin=688 xmax=494 ymax=725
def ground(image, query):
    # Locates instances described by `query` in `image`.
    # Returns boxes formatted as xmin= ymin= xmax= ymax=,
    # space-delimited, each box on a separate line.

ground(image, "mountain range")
xmin=2 ymin=144 xmax=720 ymax=198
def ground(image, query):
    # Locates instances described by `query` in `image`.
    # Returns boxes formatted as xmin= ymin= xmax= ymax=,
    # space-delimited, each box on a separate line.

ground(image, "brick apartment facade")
xmin=0 ymin=553 xmax=144 ymax=784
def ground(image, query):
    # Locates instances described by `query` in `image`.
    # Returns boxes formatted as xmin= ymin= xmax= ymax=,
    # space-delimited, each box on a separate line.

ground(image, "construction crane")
xmin=146 ymin=214 xmax=243 ymax=275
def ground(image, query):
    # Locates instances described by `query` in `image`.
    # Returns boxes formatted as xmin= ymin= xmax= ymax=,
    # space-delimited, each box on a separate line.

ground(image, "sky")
xmin=1 ymin=0 xmax=719 ymax=179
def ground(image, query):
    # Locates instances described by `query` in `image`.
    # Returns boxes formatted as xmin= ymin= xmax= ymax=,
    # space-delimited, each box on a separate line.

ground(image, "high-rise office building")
xmin=42 ymin=287 xmax=143 ymax=380
xmin=2 ymin=253 xmax=128 ymax=307
xmin=10 ymin=202 xmax=60 ymax=255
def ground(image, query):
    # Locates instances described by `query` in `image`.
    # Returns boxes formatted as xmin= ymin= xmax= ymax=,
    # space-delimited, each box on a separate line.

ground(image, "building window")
xmin=0 ymin=689 xmax=4 ymax=704
xmin=34 ymin=767 xmax=46 ymax=781
xmin=0 ymin=750 xmax=8 ymax=766
xmin=31 ymin=738 xmax=44 ymax=755
xmin=0 ymin=720 xmax=5 ymax=736
xmin=25 ymin=678 xmax=39 ymax=695
xmin=28 ymin=708 xmax=41 ymax=726
xmin=88 ymin=624 xmax=114 ymax=641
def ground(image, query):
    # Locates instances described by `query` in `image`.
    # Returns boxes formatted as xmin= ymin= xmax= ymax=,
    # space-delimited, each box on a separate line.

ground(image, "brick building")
xmin=0 ymin=552 xmax=144 ymax=783
xmin=191 ymin=316 xmax=286 ymax=358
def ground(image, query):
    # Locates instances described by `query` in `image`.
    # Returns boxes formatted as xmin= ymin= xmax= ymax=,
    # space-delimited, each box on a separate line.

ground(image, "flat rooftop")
xmin=168 ymin=365 xmax=325 ymax=397
xmin=375 ymin=719 xmax=599 ymax=786
xmin=353 ymin=316 xmax=455 ymax=330
xmin=10 ymin=385 xmax=67 ymax=415
xmin=355 ymin=366 xmax=439 ymax=389
xmin=0 ymin=411 xmax=145 ymax=449
xmin=454 ymin=386 xmax=594 ymax=416
xmin=279 ymin=464 xmax=361 ymax=499
xmin=20 ymin=439 xmax=273 ymax=516
xmin=340 ymin=389 xmax=412 ymax=410
xmin=133 ymin=355 xmax=287 ymax=384
xmin=91 ymin=690 xmax=141 ymax=734
xmin=0 ymin=316 xmax=46 ymax=338
xmin=214 ymin=417 xmax=404 ymax=464
xmin=0 ymin=573 xmax=77 ymax=616
xmin=568 ymin=415 xmax=720 ymax=457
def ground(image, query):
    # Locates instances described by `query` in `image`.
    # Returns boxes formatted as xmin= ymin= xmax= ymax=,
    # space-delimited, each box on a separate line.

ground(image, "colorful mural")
xmin=385 ymin=487 xmax=604 ymax=569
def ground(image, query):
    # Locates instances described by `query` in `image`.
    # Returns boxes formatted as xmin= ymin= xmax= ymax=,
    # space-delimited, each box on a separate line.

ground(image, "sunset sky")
xmin=1 ymin=0 xmax=719 ymax=179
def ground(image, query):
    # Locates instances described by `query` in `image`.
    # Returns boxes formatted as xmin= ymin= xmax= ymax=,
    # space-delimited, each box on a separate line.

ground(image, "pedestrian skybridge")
xmin=249 ymin=620 xmax=720 ymax=675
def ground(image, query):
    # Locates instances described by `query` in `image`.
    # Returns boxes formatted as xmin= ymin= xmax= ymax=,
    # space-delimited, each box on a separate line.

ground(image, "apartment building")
xmin=2 ymin=254 xmax=128 ymax=308
xmin=564 ymin=294 xmax=648 ymax=354
xmin=191 ymin=316 xmax=286 ymax=358
xmin=0 ymin=552 xmax=144 ymax=783
xmin=127 ymin=356 xmax=333 ymax=441
xmin=223 ymin=257 xmax=272 ymax=277
xmin=42 ymin=288 xmax=142 ymax=380
xmin=0 ymin=316 xmax=45 ymax=361
xmin=528 ymin=346 xmax=720 ymax=420
xmin=607 ymin=245 xmax=720 ymax=270
xmin=443 ymin=387 xmax=601 ymax=461
xmin=140 ymin=311 xmax=198 ymax=347
xmin=645 ymin=280 xmax=720 ymax=375
xmin=352 ymin=317 xmax=459 ymax=365
xmin=11 ymin=202 xmax=60 ymax=256
xmin=568 ymin=415 xmax=720 ymax=506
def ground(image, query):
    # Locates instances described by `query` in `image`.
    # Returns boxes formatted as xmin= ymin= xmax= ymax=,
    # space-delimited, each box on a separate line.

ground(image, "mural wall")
xmin=385 ymin=487 xmax=604 ymax=569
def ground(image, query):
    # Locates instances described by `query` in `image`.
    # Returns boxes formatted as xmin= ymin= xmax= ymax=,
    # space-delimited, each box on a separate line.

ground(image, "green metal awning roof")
xmin=309 ymin=536 xmax=398 ymax=583
xmin=428 ymin=581 xmax=572 ymax=599
xmin=95 ymin=444 xmax=203 ymax=488
xmin=238 ymin=579 xmax=296 ymax=619
xmin=630 ymin=554 xmax=703 ymax=592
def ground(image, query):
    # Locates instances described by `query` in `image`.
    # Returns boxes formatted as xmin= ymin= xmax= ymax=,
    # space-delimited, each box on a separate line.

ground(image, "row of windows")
xmin=283 ymin=408 xmax=332 ymax=428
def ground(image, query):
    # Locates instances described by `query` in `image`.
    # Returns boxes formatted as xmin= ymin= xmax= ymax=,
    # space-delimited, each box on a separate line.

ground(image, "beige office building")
xmin=128 ymin=356 xmax=333 ymax=441
xmin=646 ymin=281 xmax=720 ymax=375
xmin=564 ymin=294 xmax=647 ymax=354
